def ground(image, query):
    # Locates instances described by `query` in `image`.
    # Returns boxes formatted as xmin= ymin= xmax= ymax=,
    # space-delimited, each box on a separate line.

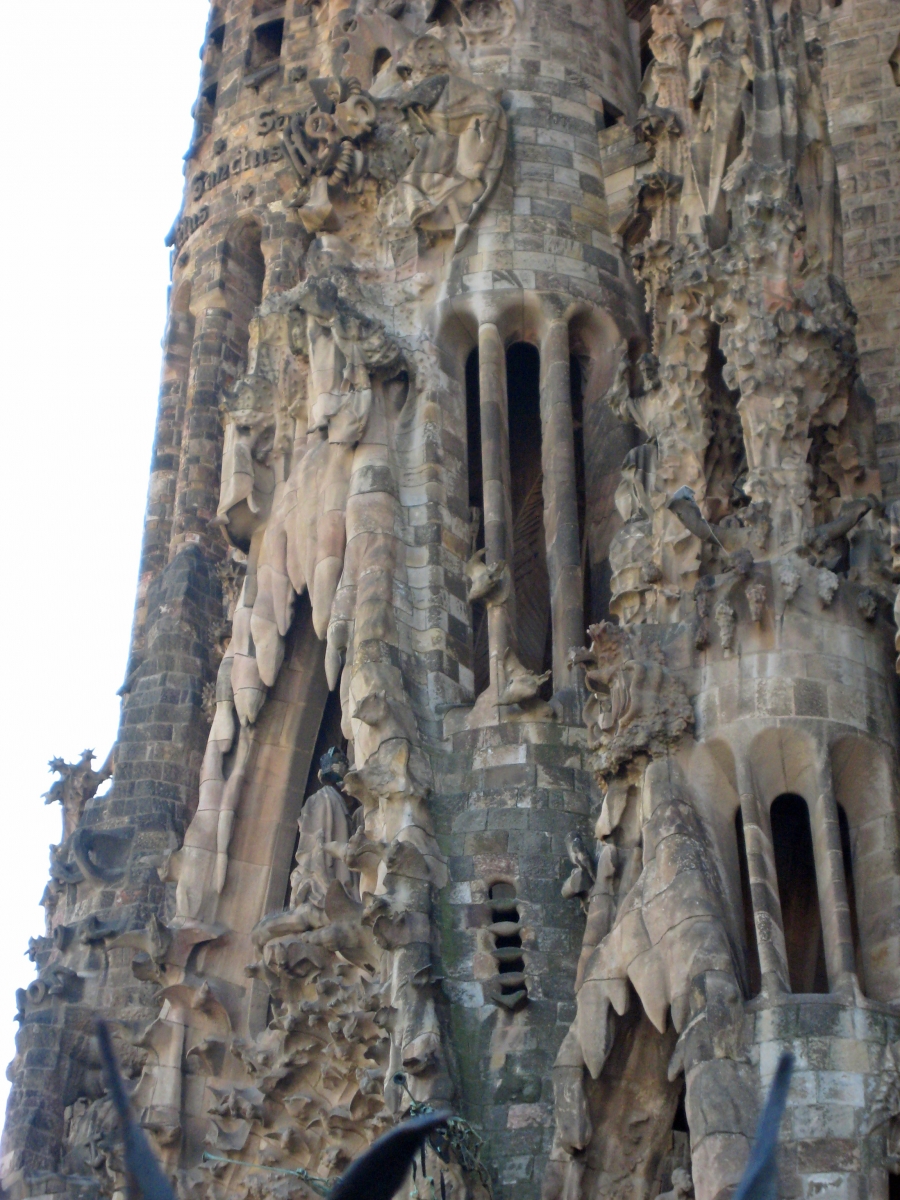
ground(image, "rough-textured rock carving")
xmin=571 ymin=622 xmax=693 ymax=776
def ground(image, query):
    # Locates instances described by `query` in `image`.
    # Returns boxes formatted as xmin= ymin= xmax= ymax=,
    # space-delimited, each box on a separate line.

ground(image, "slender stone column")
xmin=170 ymin=303 xmax=231 ymax=556
xmin=478 ymin=322 xmax=515 ymax=692
xmin=811 ymin=760 xmax=857 ymax=989
xmin=735 ymin=759 xmax=790 ymax=994
xmin=540 ymin=319 xmax=585 ymax=693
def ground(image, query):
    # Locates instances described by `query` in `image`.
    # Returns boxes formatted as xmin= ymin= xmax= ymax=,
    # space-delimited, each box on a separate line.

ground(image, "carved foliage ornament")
xmin=605 ymin=0 xmax=885 ymax=624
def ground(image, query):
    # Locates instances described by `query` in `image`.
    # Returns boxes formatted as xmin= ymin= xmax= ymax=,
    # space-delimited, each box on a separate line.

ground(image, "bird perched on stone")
xmin=667 ymin=486 xmax=716 ymax=543
xmin=565 ymin=831 xmax=596 ymax=882
xmin=464 ymin=548 xmax=507 ymax=603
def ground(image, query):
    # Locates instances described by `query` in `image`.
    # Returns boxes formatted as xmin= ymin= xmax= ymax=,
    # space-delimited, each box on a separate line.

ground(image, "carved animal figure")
xmin=464 ymin=548 xmax=507 ymax=603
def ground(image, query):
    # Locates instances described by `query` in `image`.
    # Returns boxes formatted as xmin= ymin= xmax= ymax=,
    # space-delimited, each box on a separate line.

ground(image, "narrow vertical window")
xmin=569 ymin=353 xmax=594 ymax=624
xmin=735 ymin=809 xmax=761 ymax=997
xmin=465 ymin=347 xmax=489 ymax=696
xmin=838 ymin=804 xmax=864 ymax=988
xmin=225 ymin=222 xmax=266 ymax=365
xmin=506 ymin=343 xmax=551 ymax=678
xmin=771 ymin=794 xmax=828 ymax=993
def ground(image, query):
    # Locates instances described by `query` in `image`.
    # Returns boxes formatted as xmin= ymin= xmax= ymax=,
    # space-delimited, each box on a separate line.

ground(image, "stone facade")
xmin=4 ymin=2 xmax=900 ymax=1200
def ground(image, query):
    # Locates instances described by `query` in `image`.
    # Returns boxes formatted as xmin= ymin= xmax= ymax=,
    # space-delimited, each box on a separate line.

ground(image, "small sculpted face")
xmin=396 ymin=35 xmax=449 ymax=87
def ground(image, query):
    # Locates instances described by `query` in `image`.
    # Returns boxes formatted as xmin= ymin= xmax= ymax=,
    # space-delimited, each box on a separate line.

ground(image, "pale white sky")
xmin=0 ymin=3 xmax=210 ymax=1119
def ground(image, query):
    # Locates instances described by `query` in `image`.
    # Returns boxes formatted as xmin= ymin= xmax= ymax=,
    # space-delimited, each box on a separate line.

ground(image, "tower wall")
xmin=6 ymin=3 xmax=900 ymax=1200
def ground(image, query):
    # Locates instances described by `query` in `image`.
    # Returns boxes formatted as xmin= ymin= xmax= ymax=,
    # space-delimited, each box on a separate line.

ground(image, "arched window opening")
xmin=506 ymin=342 xmax=551 ymax=678
xmin=283 ymin=686 xmax=348 ymax=909
xmin=225 ymin=223 xmax=266 ymax=367
xmin=465 ymin=347 xmax=489 ymax=696
xmin=200 ymin=81 xmax=218 ymax=117
xmin=735 ymin=809 xmax=761 ymax=997
xmin=373 ymin=48 xmax=392 ymax=77
xmin=568 ymin=322 xmax=636 ymax=627
xmin=771 ymin=794 xmax=828 ymax=993
xmin=838 ymin=804 xmax=864 ymax=987
xmin=600 ymin=98 xmax=623 ymax=130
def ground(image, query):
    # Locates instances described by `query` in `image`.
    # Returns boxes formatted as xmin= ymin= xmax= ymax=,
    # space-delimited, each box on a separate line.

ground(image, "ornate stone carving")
xmin=215 ymin=751 xmax=454 ymax=1189
xmin=378 ymin=36 xmax=507 ymax=251
xmin=571 ymin=622 xmax=693 ymax=776
xmin=606 ymin=0 xmax=885 ymax=626
xmin=43 ymin=748 xmax=114 ymax=840
xmin=283 ymin=78 xmax=378 ymax=233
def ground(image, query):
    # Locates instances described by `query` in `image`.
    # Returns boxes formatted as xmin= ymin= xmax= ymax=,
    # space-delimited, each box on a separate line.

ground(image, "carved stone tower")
xmin=5 ymin=2 xmax=900 ymax=1200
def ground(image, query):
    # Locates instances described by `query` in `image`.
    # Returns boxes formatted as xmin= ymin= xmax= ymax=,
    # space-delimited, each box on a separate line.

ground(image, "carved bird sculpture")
xmin=464 ymin=548 xmax=507 ymax=603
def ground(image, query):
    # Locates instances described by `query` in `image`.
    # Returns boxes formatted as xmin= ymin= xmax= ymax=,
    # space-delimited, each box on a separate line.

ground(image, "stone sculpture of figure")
xmin=250 ymin=237 xmax=402 ymax=679
xmin=289 ymin=747 xmax=359 ymax=911
xmin=297 ymin=239 xmax=398 ymax=446
xmin=214 ymin=310 xmax=299 ymax=556
xmin=380 ymin=35 xmax=507 ymax=250
xmin=659 ymin=1168 xmax=694 ymax=1200
xmin=796 ymin=36 xmax=841 ymax=275
xmin=249 ymin=747 xmax=364 ymax=962
xmin=609 ymin=444 xmax=660 ymax=624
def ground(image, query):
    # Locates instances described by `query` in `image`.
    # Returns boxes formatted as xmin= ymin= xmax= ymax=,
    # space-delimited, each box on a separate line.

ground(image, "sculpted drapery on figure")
xmin=379 ymin=34 xmax=508 ymax=251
